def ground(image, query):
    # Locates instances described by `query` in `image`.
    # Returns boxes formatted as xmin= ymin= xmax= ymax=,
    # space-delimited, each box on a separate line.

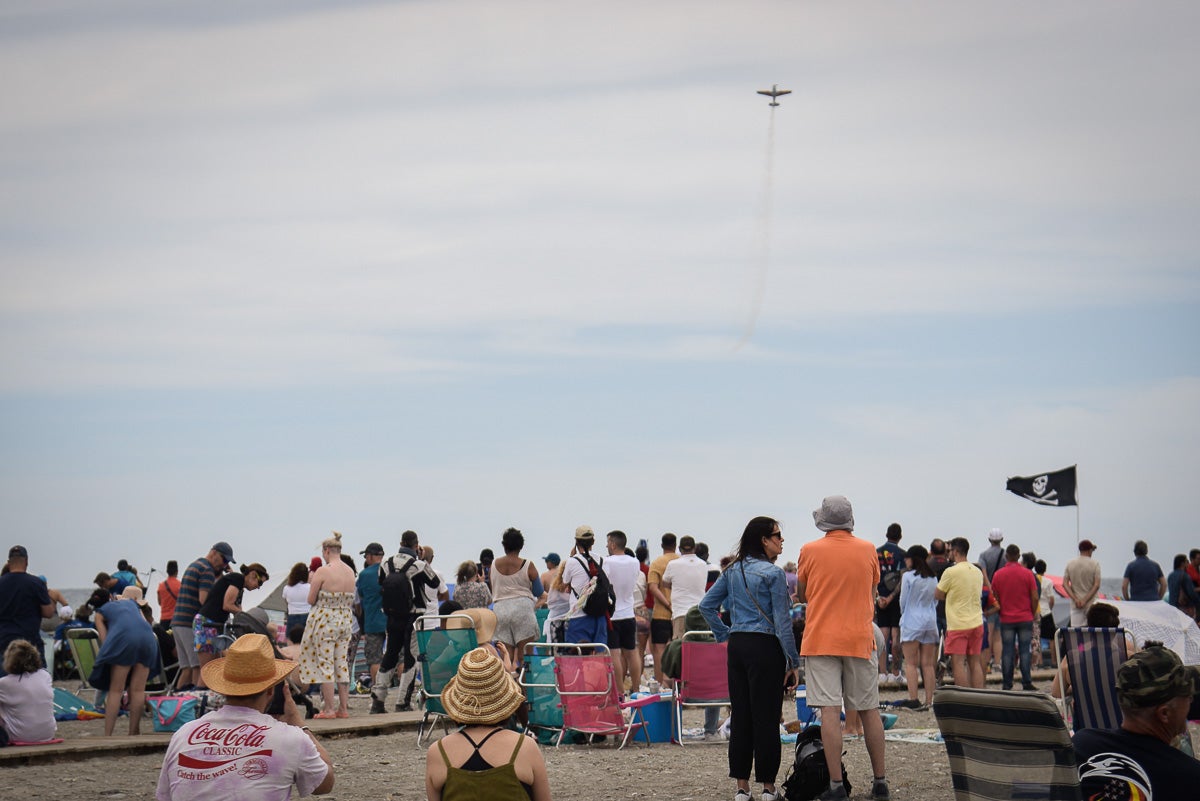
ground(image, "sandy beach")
xmin=8 ymin=678 xmax=1032 ymax=800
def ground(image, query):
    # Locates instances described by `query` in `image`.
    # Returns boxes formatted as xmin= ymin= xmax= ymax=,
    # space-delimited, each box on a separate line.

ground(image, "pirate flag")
xmin=1006 ymin=465 xmax=1077 ymax=507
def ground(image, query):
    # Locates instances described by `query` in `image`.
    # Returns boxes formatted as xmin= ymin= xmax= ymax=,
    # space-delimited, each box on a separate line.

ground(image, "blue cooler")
xmin=794 ymin=685 xmax=816 ymax=725
xmin=633 ymin=693 xmax=674 ymax=743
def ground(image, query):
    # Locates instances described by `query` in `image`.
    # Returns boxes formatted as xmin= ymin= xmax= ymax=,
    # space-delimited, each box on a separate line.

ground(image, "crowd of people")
xmin=2 ymin=513 xmax=1199 ymax=799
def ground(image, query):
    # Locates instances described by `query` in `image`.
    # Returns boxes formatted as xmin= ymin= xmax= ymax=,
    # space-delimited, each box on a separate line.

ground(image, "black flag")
xmin=1006 ymin=465 xmax=1077 ymax=507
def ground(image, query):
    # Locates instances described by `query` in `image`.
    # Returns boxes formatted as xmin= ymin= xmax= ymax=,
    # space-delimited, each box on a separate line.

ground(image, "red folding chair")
xmin=552 ymin=643 xmax=655 ymax=749
xmin=673 ymin=632 xmax=728 ymax=745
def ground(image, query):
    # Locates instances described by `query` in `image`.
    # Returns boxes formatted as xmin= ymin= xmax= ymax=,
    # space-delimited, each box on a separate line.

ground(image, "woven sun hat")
xmin=446 ymin=607 xmax=498 ymax=643
xmin=201 ymin=633 xmax=297 ymax=696
xmin=440 ymin=647 xmax=525 ymax=725
xmin=120 ymin=585 xmax=150 ymax=608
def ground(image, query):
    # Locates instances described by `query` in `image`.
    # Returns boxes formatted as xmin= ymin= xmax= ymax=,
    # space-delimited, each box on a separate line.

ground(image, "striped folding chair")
xmin=933 ymin=686 xmax=1081 ymax=801
xmin=1054 ymin=627 xmax=1128 ymax=732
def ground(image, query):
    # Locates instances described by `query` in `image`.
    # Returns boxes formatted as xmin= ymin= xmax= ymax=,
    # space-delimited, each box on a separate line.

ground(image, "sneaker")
xmin=872 ymin=778 xmax=891 ymax=800
xmin=369 ymin=699 xmax=386 ymax=715
xmin=734 ymin=791 xmax=752 ymax=801
xmin=762 ymin=789 xmax=781 ymax=801
xmin=817 ymin=784 xmax=849 ymax=801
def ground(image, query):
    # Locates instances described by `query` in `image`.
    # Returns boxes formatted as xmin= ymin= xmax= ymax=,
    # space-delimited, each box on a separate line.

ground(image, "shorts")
xmin=650 ymin=618 xmax=674 ymax=645
xmin=608 ymin=618 xmax=636 ymax=651
xmin=193 ymin=615 xmax=220 ymax=654
xmin=173 ymin=625 xmax=199 ymax=668
xmin=362 ymin=632 xmax=385 ymax=665
xmin=1039 ymin=614 xmax=1056 ymax=642
xmin=875 ymin=602 xmax=901 ymax=628
xmin=900 ymin=627 xmax=940 ymax=646
xmin=944 ymin=625 xmax=984 ymax=655
xmin=566 ymin=614 xmax=608 ymax=645
xmin=805 ymin=655 xmax=879 ymax=711
xmin=493 ymin=596 xmax=539 ymax=646
xmin=635 ymin=616 xmax=650 ymax=635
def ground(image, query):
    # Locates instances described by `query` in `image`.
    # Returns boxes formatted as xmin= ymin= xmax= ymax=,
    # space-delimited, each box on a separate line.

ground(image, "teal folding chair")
xmin=518 ymin=643 xmax=563 ymax=741
xmin=416 ymin=613 xmax=477 ymax=745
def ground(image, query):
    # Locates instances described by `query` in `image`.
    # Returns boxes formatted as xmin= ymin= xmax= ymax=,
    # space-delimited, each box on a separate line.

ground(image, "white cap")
xmin=59 ymin=605 xmax=74 ymax=621
xmin=988 ymin=528 xmax=1004 ymax=543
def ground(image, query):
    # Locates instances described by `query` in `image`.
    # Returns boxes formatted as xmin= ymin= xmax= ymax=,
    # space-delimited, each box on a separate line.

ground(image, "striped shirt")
xmin=172 ymin=557 xmax=216 ymax=627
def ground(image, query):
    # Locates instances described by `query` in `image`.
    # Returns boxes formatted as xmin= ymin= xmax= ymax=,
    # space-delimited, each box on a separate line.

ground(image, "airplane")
xmin=757 ymin=84 xmax=791 ymax=106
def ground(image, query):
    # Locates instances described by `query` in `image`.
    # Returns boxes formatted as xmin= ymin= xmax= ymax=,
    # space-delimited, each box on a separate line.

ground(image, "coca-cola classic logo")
xmin=187 ymin=722 xmax=269 ymax=748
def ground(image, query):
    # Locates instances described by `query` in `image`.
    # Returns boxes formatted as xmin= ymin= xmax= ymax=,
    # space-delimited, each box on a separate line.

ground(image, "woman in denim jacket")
xmin=700 ymin=516 xmax=800 ymax=801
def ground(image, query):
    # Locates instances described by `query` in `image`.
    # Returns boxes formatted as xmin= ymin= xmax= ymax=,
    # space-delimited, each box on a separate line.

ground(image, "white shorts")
xmin=805 ymin=655 xmax=880 ymax=711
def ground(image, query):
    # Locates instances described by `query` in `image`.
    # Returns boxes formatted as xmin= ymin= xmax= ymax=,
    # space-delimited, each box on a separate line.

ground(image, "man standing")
xmin=977 ymin=528 xmax=1005 ymax=671
xmin=928 ymin=539 xmax=952 ymax=636
xmin=171 ymin=542 xmax=233 ymax=691
xmin=874 ymin=523 xmax=905 ymax=682
xmin=646 ymin=532 xmax=679 ymax=685
xmin=796 ymin=496 xmax=889 ymax=801
xmin=156 ymin=633 xmax=334 ymax=799
xmin=990 ymin=544 xmax=1039 ymax=691
xmin=356 ymin=543 xmax=386 ymax=695
xmin=935 ymin=537 xmax=985 ymax=688
xmin=1122 ymin=540 xmax=1166 ymax=601
xmin=0 ymin=545 xmax=54 ymax=676
xmin=1063 ymin=539 xmax=1102 ymax=626
xmin=157 ymin=560 xmax=181 ymax=628
xmin=371 ymin=530 xmax=440 ymax=713
xmin=604 ymin=530 xmax=643 ymax=692
xmin=661 ymin=535 xmax=710 ymax=640
xmin=1073 ymin=645 xmax=1200 ymax=798
xmin=561 ymin=526 xmax=609 ymax=645
xmin=536 ymin=552 xmax=560 ymax=609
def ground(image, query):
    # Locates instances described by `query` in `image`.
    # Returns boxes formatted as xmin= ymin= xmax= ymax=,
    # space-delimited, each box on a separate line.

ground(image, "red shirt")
xmin=990 ymin=562 xmax=1037 ymax=624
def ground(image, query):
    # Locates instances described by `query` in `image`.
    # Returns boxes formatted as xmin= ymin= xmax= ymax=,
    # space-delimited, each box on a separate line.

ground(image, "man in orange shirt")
xmin=646 ymin=533 xmax=679 ymax=686
xmin=157 ymin=560 xmax=181 ymax=628
xmin=795 ymin=496 xmax=889 ymax=801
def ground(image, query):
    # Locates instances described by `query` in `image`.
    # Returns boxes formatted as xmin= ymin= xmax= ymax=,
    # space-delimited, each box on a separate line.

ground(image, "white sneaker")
xmin=734 ymin=790 xmax=752 ymax=801
xmin=762 ymin=789 xmax=781 ymax=801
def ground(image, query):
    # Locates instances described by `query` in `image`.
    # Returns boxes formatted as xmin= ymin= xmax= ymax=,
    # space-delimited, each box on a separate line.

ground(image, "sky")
xmin=2 ymin=1 xmax=1198 ymax=594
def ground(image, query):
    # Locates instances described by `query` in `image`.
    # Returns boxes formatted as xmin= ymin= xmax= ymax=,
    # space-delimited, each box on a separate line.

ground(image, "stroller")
xmin=229 ymin=609 xmax=316 ymax=719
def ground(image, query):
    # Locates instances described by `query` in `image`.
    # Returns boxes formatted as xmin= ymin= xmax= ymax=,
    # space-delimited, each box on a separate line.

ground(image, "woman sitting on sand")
xmin=424 ymin=647 xmax=551 ymax=801
xmin=298 ymin=532 xmax=357 ymax=719
xmin=0 ymin=640 xmax=56 ymax=746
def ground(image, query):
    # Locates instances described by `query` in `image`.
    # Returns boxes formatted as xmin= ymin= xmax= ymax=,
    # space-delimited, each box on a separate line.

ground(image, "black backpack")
xmin=379 ymin=555 xmax=416 ymax=617
xmin=574 ymin=554 xmax=615 ymax=617
xmin=781 ymin=725 xmax=851 ymax=801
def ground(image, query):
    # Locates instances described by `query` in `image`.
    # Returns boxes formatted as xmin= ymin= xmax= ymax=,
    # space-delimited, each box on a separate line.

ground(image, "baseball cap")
xmin=212 ymin=541 xmax=236 ymax=565
xmin=987 ymin=528 xmax=1004 ymax=543
xmin=542 ymin=552 xmax=561 ymax=565
xmin=1078 ymin=539 xmax=1097 ymax=552
xmin=575 ymin=525 xmax=595 ymax=543
xmin=8 ymin=545 xmax=28 ymax=560
xmin=1116 ymin=645 xmax=1200 ymax=708
xmin=360 ymin=542 xmax=385 ymax=556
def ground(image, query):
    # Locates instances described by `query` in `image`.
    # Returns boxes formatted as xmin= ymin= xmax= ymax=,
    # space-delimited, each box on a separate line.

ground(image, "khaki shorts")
xmin=805 ymin=655 xmax=879 ymax=711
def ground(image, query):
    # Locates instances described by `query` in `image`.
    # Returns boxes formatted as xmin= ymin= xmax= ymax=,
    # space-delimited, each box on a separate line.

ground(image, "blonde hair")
xmin=321 ymin=531 xmax=343 ymax=551
xmin=551 ymin=560 xmax=569 ymax=592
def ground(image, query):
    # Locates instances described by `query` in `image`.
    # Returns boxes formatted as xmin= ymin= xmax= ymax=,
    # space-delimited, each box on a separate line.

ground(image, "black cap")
xmin=8 ymin=545 xmax=29 ymax=560
xmin=360 ymin=542 xmax=385 ymax=556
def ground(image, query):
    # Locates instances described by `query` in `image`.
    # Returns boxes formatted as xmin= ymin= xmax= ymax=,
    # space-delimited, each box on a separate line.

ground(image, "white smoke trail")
xmin=735 ymin=105 xmax=776 ymax=351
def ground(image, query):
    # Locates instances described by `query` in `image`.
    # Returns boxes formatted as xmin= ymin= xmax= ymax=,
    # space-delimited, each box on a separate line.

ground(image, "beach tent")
xmin=251 ymin=579 xmax=288 ymax=614
xmin=1108 ymin=600 xmax=1200 ymax=665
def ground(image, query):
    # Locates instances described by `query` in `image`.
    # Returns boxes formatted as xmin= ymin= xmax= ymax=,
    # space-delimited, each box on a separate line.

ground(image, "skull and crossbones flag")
xmin=1006 ymin=465 xmax=1077 ymax=507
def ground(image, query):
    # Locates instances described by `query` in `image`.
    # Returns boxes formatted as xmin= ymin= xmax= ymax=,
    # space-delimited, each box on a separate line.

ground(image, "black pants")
xmin=379 ymin=612 xmax=415 ymax=675
xmin=727 ymin=631 xmax=786 ymax=784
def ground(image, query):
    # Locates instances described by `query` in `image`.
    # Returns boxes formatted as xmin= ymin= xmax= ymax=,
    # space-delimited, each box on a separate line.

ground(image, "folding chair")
xmin=518 ymin=643 xmax=562 ymax=741
xmin=552 ymin=642 xmax=655 ymax=749
xmin=415 ymin=613 xmax=478 ymax=745
xmin=933 ymin=686 xmax=1082 ymax=801
xmin=65 ymin=628 xmax=101 ymax=694
xmin=1054 ymin=627 xmax=1129 ymax=732
xmin=673 ymin=631 xmax=728 ymax=746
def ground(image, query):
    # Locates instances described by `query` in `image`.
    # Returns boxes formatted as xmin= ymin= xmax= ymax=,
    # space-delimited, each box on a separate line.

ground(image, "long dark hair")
xmin=732 ymin=516 xmax=778 ymax=563
xmin=286 ymin=562 xmax=309 ymax=587
xmin=906 ymin=544 xmax=933 ymax=578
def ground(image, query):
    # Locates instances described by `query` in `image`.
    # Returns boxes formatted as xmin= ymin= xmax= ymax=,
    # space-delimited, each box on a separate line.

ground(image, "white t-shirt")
xmin=421 ymin=569 xmax=448 ymax=627
xmin=0 ymin=669 xmax=56 ymax=742
xmin=156 ymin=704 xmax=328 ymax=801
xmin=561 ymin=552 xmax=601 ymax=619
xmin=603 ymin=553 xmax=641 ymax=621
xmin=662 ymin=553 xmax=710 ymax=619
xmin=281 ymin=583 xmax=311 ymax=615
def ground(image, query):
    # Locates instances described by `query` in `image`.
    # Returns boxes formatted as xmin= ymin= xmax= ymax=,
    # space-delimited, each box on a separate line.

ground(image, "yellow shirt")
xmin=938 ymin=561 xmax=984 ymax=632
xmin=648 ymin=552 xmax=679 ymax=621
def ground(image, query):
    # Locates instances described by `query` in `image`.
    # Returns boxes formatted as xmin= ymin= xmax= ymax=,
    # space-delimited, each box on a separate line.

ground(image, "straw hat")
xmin=201 ymin=634 xmax=297 ymax=696
xmin=446 ymin=607 xmax=497 ymax=643
xmin=120 ymin=586 xmax=150 ymax=608
xmin=440 ymin=647 xmax=525 ymax=725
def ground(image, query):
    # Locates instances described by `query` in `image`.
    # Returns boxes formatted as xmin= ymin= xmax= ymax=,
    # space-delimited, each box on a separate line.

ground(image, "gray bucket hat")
xmin=813 ymin=495 xmax=854 ymax=532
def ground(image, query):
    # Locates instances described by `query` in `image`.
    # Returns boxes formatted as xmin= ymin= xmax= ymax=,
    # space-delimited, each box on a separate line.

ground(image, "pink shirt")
xmin=990 ymin=562 xmax=1038 ymax=624
xmin=156 ymin=704 xmax=327 ymax=801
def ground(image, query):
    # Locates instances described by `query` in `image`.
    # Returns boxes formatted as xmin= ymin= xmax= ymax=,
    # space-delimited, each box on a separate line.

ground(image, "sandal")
xmin=313 ymin=711 xmax=338 ymax=719
xmin=335 ymin=710 xmax=350 ymax=718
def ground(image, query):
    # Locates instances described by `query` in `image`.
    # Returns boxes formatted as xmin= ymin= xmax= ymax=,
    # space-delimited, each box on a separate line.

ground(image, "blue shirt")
xmin=357 ymin=563 xmax=386 ymax=634
xmin=1123 ymin=556 xmax=1164 ymax=601
xmin=699 ymin=556 xmax=799 ymax=669
xmin=1167 ymin=568 xmax=1199 ymax=608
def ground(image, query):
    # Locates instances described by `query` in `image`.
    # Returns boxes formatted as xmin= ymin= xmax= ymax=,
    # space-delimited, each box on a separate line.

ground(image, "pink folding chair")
xmin=552 ymin=643 xmax=655 ymax=749
xmin=673 ymin=633 xmax=728 ymax=745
